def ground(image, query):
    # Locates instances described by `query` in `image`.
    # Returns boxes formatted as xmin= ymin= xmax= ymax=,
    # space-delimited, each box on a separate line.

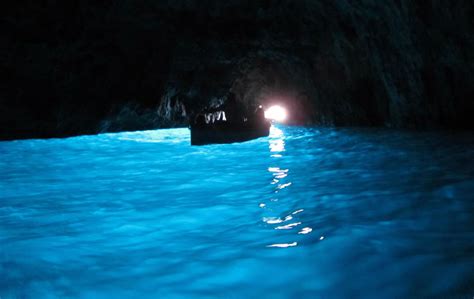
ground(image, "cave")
xmin=1 ymin=1 xmax=474 ymax=298
xmin=1 ymin=1 xmax=473 ymax=140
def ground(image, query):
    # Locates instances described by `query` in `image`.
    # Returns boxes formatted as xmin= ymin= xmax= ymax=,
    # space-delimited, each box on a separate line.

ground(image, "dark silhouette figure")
xmin=223 ymin=93 xmax=244 ymax=123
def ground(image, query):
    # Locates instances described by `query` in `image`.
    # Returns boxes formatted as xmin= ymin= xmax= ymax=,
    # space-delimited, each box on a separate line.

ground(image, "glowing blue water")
xmin=1 ymin=126 xmax=474 ymax=298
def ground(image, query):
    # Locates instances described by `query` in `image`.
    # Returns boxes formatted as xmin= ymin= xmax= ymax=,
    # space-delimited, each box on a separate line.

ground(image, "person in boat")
xmin=255 ymin=105 xmax=265 ymax=122
xmin=191 ymin=94 xmax=267 ymax=129
xmin=193 ymin=113 xmax=207 ymax=128
xmin=192 ymin=106 xmax=226 ymax=127
xmin=223 ymin=93 xmax=245 ymax=123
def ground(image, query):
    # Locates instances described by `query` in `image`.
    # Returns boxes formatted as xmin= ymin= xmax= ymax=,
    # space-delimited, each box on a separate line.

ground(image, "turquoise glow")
xmin=1 ymin=126 xmax=473 ymax=298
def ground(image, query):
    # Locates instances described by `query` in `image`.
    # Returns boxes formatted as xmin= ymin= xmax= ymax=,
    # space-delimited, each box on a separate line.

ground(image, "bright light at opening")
xmin=264 ymin=105 xmax=287 ymax=122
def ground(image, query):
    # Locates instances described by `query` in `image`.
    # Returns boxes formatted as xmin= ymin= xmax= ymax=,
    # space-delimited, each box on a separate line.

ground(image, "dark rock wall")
xmin=1 ymin=0 xmax=473 ymax=139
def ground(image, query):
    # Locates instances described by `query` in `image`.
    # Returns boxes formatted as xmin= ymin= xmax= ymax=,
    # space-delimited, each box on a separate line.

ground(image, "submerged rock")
xmin=1 ymin=1 xmax=473 ymax=139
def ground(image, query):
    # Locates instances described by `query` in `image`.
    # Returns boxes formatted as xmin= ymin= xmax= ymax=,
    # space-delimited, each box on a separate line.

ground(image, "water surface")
xmin=1 ymin=126 xmax=474 ymax=298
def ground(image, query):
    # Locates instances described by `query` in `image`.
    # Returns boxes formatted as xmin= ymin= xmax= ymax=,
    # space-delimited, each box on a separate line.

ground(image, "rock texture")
xmin=1 ymin=0 xmax=473 ymax=139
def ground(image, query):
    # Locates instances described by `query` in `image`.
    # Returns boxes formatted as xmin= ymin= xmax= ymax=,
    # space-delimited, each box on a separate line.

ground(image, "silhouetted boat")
xmin=190 ymin=110 xmax=270 ymax=145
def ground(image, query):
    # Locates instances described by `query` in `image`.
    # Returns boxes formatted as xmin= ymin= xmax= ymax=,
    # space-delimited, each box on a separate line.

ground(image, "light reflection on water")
xmin=1 ymin=126 xmax=474 ymax=298
xmin=265 ymin=126 xmax=316 ymax=248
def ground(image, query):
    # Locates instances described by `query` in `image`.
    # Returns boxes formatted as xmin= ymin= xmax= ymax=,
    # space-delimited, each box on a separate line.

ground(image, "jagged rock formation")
xmin=1 ymin=0 xmax=473 ymax=140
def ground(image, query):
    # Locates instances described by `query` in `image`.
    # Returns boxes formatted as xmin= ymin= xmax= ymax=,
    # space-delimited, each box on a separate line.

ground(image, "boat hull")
xmin=190 ymin=122 xmax=270 ymax=145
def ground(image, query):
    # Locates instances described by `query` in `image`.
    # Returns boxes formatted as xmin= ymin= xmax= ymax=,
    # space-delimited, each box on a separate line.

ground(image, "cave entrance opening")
xmin=230 ymin=54 xmax=315 ymax=125
xmin=264 ymin=105 xmax=287 ymax=122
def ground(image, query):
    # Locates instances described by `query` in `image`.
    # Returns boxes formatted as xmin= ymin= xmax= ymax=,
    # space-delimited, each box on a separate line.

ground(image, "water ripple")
xmin=1 ymin=126 xmax=473 ymax=298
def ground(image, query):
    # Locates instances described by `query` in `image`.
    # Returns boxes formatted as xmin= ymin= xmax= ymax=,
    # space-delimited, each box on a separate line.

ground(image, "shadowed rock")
xmin=1 ymin=0 xmax=473 ymax=140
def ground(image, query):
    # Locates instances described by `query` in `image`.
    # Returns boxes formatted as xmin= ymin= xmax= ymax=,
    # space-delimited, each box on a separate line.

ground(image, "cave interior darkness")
xmin=1 ymin=1 xmax=473 ymax=140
